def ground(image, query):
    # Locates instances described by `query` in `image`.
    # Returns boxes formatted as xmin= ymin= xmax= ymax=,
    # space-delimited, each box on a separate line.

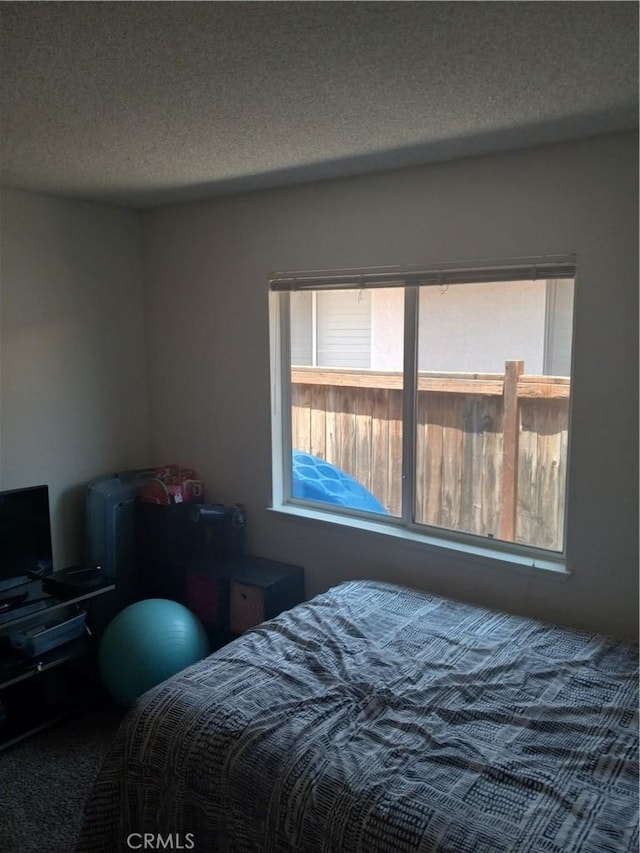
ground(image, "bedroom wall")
xmin=0 ymin=188 xmax=151 ymax=568
xmin=142 ymin=131 xmax=638 ymax=640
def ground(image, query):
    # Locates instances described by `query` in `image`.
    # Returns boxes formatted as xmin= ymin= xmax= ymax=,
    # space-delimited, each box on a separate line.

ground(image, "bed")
xmin=77 ymin=580 xmax=639 ymax=852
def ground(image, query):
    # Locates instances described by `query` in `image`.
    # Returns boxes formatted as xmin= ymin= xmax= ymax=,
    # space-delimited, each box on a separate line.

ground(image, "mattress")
xmin=77 ymin=580 xmax=639 ymax=852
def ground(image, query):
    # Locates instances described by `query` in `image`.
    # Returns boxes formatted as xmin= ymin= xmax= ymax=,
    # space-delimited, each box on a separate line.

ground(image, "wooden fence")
xmin=291 ymin=362 xmax=570 ymax=551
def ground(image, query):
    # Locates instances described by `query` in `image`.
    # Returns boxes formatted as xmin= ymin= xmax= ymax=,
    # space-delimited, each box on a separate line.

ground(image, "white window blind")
xmin=270 ymin=255 xmax=577 ymax=292
xmin=316 ymin=290 xmax=371 ymax=368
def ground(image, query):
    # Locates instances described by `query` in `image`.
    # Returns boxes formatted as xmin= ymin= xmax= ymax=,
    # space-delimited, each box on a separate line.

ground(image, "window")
xmin=270 ymin=256 xmax=576 ymax=562
xmin=291 ymin=290 xmax=372 ymax=367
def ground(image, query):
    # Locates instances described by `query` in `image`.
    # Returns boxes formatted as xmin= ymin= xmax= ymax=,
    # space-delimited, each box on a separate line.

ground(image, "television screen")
xmin=0 ymin=485 xmax=53 ymax=592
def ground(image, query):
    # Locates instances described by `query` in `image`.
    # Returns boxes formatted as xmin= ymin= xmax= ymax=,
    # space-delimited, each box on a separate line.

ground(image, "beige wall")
xmin=142 ymin=131 xmax=638 ymax=640
xmin=0 ymin=188 xmax=151 ymax=567
xmin=1 ymin=132 xmax=637 ymax=640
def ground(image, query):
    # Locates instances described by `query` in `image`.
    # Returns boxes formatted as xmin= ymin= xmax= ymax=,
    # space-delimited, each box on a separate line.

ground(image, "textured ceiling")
xmin=1 ymin=2 xmax=638 ymax=209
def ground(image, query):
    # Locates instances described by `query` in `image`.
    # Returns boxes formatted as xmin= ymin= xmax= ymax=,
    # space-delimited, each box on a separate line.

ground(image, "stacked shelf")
xmin=0 ymin=578 xmax=115 ymax=750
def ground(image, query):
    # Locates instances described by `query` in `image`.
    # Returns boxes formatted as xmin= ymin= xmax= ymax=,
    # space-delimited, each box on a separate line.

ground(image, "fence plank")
xmin=482 ymin=400 xmax=502 ymax=540
xmin=290 ymin=363 xmax=568 ymax=549
xmin=326 ymin=385 xmax=341 ymax=467
xmin=292 ymin=383 xmax=311 ymax=452
xmin=517 ymin=380 xmax=570 ymax=399
xmin=388 ymin=390 xmax=403 ymax=517
xmin=372 ymin=389 xmax=391 ymax=512
xmin=355 ymin=390 xmax=373 ymax=493
xmin=500 ymin=360 xmax=524 ymax=541
xmin=310 ymin=383 xmax=327 ymax=459
xmin=340 ymin=389 xmax=356 ymax=479
xmin=441 ymin=394 xmax=463 ymax=531
xmin=415 ymin=390 xmax=429 ymax=522
xmin=423 ymin=393 xmax=444 ymax=528
xmin=557 ymin=400 xmax=569 ymax=550
xmin=462 ymin=398 xmax=486 ymax=536
xmin=516 ymin=399 xmax=539 ymax=547
xmin=292 ymin=368 xmax=568 ymax=398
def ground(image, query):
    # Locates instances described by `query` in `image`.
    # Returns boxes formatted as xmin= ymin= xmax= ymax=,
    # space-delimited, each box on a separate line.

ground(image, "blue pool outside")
xmin=292 ymin=450 xmax=388 ymax=515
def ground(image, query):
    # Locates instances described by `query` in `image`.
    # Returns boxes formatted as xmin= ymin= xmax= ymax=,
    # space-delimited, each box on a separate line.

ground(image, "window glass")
xmin=275 ymin=270 xmax=574 ymax=556
xmin=289 ymin=287 xmax=403 ymax=515
xmin=415 ymin=280 xmax=572 ymax=551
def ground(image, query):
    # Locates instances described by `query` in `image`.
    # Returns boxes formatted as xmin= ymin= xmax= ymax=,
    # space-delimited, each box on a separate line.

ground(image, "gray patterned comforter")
xmin=77 ymin=580 xmax=639 ymax=853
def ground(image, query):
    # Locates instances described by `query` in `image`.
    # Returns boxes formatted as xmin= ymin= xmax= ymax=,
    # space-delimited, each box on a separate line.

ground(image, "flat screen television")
xmin=0 ymin=485 xmax=54 ymax=593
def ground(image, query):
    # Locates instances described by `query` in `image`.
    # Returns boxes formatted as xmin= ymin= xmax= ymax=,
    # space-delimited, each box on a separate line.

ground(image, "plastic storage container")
xmin=86 ymin=469 xmax=155 ymax=607
xmin=9 ymin=611 xmax=86 ymax=657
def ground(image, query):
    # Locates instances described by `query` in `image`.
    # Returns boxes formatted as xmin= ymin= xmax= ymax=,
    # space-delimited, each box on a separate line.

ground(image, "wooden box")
xmin=225 ymin=557 xmax=304 ymax=636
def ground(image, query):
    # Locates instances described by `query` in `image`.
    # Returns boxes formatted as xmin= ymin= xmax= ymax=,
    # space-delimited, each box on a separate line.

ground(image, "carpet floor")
xmin=0 ymin=704 xmax=123 ymax=853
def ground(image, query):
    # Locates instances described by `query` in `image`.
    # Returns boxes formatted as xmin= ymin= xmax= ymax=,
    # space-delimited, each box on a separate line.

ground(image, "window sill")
xmin=266 ymin=503 xmax=570 ymax=580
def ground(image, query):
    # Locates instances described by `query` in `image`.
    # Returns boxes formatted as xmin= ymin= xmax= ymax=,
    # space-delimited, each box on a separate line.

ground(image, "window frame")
xmin=269 ymin=255 xmax=576 ymax=574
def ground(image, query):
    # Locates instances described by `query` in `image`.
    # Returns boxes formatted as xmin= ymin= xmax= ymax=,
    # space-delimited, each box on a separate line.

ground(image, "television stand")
xmin=0 ymin=577 xmax=115 ymax=750
xmin=0 ymin=576 xmax=31 ymax=595
xmin=0 ymin=590 xmax=29 ymax=613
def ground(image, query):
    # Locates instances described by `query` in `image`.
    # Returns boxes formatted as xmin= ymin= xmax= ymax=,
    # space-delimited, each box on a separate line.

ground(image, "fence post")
xmin=500 ymin=360 xmax=524 ymax=541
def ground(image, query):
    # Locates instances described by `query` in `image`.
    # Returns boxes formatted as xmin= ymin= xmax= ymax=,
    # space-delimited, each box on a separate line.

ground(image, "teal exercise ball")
xmin=99 ymin=598 xmax=209 ymax=705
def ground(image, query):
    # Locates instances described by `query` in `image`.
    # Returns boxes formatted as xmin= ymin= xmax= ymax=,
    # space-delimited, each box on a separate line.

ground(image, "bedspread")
xmin=77 ymin=580 xmax=639 ymax=853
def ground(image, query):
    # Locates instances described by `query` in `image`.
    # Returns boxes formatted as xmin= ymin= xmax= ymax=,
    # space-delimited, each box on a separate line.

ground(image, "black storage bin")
xmin=134 ymin=502 xmax=246 ymax=603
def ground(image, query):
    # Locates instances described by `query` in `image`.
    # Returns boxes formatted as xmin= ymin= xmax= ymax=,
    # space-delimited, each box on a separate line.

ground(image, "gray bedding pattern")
xmin=77 ymin=581 xmax=639 ymax=852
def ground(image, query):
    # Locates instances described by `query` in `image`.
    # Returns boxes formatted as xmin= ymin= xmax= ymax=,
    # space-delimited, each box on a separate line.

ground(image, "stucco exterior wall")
xmin=371 ymin=281 xmax=552 ymax=374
